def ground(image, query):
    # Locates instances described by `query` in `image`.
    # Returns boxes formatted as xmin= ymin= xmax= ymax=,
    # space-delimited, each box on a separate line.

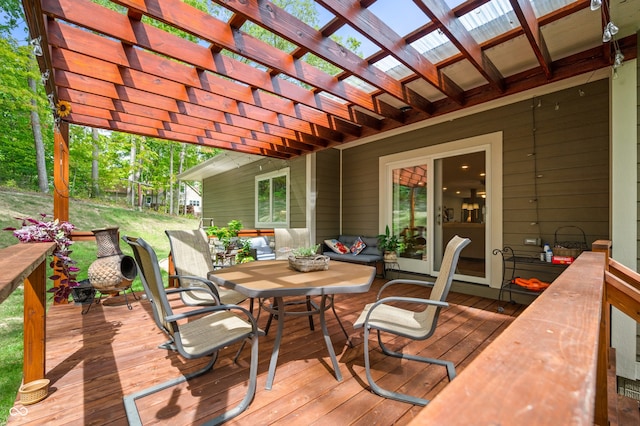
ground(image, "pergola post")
xmin=52 ymin=122 xmax=70 ymax=304
xmin=53 ymin=122 xmax=69 ymax=222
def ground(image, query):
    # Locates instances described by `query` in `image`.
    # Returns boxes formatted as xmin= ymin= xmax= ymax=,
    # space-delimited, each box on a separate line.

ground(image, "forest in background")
xmin=0 ymin=0 xmax=360 ymax=213
xmin=1 ymin=0 xmax=219 ymax=213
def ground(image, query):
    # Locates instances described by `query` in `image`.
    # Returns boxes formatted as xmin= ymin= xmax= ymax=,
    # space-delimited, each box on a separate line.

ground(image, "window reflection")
xmin=392 ymin=165 xmax=428 ymax=260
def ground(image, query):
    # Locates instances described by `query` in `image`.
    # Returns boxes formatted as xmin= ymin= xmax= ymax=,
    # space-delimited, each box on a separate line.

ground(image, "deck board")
xmin=8 ymin=278 xmax=521 ymax=425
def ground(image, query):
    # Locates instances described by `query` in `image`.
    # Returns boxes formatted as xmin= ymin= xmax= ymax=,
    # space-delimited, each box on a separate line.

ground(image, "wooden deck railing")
xmin=0 ymin=242 xmax=55 ymax=384
xmin=412 ymin=240 xmax=640 ymax=425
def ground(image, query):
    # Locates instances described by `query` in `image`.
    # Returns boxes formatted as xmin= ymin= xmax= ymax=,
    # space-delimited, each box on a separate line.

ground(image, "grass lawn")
xmin=0 ymin=188 xmax=200 ymax=424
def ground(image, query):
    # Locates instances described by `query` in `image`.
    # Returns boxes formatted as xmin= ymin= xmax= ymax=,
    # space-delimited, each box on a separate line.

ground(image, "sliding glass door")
xmin=433 ymin=152 xmax=486 ymax=279
xmin=383 ymin=146 xmax=491 ymax=282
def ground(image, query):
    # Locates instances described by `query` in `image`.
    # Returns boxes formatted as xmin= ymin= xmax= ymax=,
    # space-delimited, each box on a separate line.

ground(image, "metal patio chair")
xmin=166 ymin=229 xmax=247 ymax=306
xmin=353 ymin=235 xmax=471 ymax=406
xmin=122 ymin=235 xmax=262 ymax=425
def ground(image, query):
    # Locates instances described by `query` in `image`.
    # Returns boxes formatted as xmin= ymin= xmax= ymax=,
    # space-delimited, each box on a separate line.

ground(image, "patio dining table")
xmin=208 ymin=259 xmax=376 ymax=390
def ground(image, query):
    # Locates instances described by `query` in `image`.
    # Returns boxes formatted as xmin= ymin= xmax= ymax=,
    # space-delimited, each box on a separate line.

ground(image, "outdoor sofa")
xmin=322 ymin=235 xmax=383 ymax=270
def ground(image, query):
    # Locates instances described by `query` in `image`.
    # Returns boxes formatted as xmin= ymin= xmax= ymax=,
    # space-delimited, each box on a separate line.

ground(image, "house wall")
xmin=315 ymin=149 xmax=341 ymax=244
xmin=340 ymin=79 xmax=611 ymax=254
xmin=201 ymin=156 xmax=306 ymax=229
xmin=199 ymin=79 xmax=611 ymax=264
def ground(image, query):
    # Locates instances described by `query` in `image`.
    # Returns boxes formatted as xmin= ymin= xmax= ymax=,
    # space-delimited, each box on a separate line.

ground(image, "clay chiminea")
xmin=87 ymin=227 xmax=137 ymax=294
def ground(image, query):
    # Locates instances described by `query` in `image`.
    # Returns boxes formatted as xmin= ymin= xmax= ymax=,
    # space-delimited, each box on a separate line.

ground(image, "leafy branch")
xmin=4 ymin=214 xmax=79 ymax=303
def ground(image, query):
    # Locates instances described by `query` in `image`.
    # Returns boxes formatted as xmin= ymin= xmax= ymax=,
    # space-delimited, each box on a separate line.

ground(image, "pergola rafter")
xmin=22 ymin=0 xmax=637 ymax=159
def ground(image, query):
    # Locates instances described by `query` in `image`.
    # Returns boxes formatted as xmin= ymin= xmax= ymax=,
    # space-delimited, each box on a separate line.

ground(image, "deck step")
xmin=608 ymin=348 xmax=640 ymax=425
xmin=615 ymin=394 xmax=640 ymax=426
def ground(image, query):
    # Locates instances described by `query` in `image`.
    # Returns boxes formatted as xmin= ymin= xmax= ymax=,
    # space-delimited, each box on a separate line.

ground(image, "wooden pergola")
xmin=21 ymin=0 xmax=638 ymax=219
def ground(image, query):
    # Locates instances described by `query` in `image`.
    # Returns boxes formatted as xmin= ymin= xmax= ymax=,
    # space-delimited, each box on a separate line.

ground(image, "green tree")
xmin=0 ymin=37 xmax=53 ymax=189
xmin=0 ymin=0 xmax=27 ymax=41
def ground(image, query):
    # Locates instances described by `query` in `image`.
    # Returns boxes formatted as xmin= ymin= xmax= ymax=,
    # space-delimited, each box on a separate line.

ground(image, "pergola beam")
xmin=415 ymin=0 xmax=505 ymax=92
xmin=215 ymin=0 xmax=434 ymax=114
xmin=317 ymin=0 xmax=464 ymax=105
xmin=509 ymin=0 xmax=553 ymax=79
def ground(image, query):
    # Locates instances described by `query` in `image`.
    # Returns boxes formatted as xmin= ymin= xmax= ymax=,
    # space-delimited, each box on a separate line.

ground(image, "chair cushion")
xmin=180 ymin=310 xmax=254 ymax=356
xmin=353 ymin=302 xmax=435 ymax=339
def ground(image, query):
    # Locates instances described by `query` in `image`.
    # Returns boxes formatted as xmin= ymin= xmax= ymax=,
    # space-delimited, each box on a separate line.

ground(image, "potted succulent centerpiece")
xmin=288 ymin=244 xmax=329 ymax=272
xmin=377 ymin=225 xmax=405 ymax=262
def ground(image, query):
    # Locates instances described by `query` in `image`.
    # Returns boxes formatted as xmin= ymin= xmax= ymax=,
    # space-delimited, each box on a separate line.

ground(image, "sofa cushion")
xmin=323 ymin=251 xmax=382 ymax=264
xmin=360 ymin=236 xmax=382 ymax=256
xmin=325 ymin=238 xmax=349 ymax=254
xmin=349 ymin=236 xmax=366 ymax=255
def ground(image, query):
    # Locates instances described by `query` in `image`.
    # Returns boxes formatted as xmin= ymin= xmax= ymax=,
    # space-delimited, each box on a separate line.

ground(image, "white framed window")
xmin=255 ymin=168 xmax=290 ymax=227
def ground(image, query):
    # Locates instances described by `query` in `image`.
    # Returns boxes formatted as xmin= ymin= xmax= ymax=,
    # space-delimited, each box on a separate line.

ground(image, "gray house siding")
xmin=315 ymin=149 xmax=341 ymax=244
xmin=201 ymin=160 xmax=257 ymax=228
xmin=288 ymin=157 xmax=307 ymax=228
xmin=340 ymin=79 xmax=610 ymax=253
xmin=201 ymin=157 xmax=306 ymax=229
xmin=199 ymin=79 xmax=609 ymax=258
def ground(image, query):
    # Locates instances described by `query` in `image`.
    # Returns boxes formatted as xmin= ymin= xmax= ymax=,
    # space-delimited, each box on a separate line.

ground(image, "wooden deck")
xmin=8 ymin=278 xmax=523 ymax=425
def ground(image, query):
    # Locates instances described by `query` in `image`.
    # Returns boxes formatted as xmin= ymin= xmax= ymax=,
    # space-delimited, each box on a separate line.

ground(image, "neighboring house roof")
xmin=178 ymin=151 xmax=263 ymax=181
xmin=183 ymin=182 xmax=201 ymax=197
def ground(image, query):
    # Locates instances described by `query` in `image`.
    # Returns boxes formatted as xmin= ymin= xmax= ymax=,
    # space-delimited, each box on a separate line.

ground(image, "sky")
xmin=317 ymin=0 xmax=430 ymax=57
xmin=1 ymin=8 xmax=28 ymax=45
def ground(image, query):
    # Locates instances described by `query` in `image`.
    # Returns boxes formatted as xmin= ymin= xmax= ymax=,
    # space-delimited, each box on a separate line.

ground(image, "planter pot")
xmin=384 ymin=251 xmax=398 ymax=262
xmin=19 ymin=379 xmax=50 ymax=405
xmin=71 ymin=279 xmax=96 ymax=305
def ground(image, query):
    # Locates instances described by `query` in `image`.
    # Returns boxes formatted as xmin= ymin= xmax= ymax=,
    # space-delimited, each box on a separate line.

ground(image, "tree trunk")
xmin=28 ymin=77 xmax=48 ymax=193
xmin=136 ymin=143 xmax=143 ymax=210
xmin=179 ymin=144 xmax=186 ymax=216
xmin=127 ymin=136 xmax=136 ymax=207
xmin=169 ymin=144 xmax=174 ymax=215
xmin=91 ymin=128 xmax=99 ymax=197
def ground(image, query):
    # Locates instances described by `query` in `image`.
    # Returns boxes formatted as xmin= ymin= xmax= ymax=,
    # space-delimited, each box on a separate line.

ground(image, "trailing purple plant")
xmin=4 ymin=214 xmax=80 ymax=303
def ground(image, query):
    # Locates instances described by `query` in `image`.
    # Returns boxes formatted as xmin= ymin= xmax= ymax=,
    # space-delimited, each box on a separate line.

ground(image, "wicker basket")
xmin=552 ymin=247 xmax=582 ymax=258
xmin=553 ymin=226 xmax=588 ymax=259
xmin=288 ymin=255 xmax=330 ymax=272
xmin=18 ymin=379 xmax=50 ymax=405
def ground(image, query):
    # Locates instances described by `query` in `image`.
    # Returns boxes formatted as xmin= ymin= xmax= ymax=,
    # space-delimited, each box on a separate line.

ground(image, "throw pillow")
xmin=325 ymin=239 xmax=349 ymax=255
xmin=350 ymin=237 xmax=366 ymax=255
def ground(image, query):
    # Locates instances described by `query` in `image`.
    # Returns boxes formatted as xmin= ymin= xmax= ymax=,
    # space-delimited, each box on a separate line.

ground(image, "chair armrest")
xmin=377 ymin=279 xmax=435 ymax=300
xmin=169 ymin=274 xmax=221 ymax=300
xmin=166 ymin=286 xmax=222 ymax=305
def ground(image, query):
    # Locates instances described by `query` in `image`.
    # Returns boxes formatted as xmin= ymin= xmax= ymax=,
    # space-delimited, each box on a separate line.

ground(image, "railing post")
xmin=592 ymin=240 xmax=612 ymax=272
xmin=23 ymin=260 xmax=47 ymax=383
xmin=592 ymin=240 xmax=612 ymax=426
